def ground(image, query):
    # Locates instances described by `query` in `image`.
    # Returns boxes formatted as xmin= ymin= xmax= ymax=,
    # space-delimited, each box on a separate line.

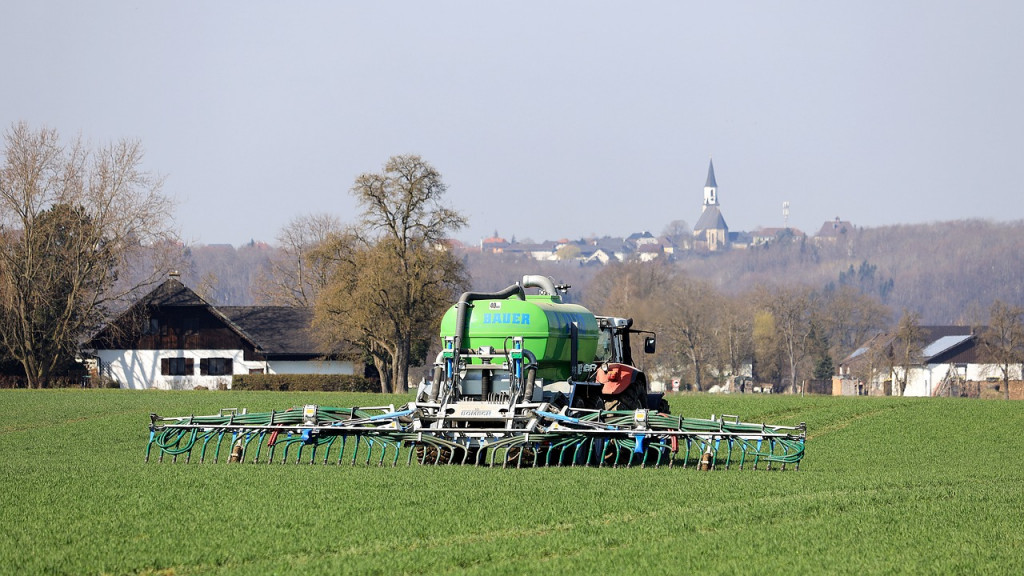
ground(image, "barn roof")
xmin=88 ymin=277 xmax=346 ymax=359
xmin=218 ymin=307 xmax=323 ymax=356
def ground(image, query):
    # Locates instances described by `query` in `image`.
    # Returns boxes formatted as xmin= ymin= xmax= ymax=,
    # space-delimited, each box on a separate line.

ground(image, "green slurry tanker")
xmin=148 ymin=275 xmax=806 ymax=469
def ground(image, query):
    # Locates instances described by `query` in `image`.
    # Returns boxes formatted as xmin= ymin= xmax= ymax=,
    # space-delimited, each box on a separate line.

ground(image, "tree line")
xmin=0 ymin=123 xmax=178 ymax=387
xmin=3 ymin=122 xmax=1022 ymax=394
xmin=0 ymin=123 xmax=466 ymax=391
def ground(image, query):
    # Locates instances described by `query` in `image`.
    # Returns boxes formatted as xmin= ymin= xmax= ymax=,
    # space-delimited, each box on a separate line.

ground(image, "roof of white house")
xmin=922 ymin=334 xmax=974 ymax=359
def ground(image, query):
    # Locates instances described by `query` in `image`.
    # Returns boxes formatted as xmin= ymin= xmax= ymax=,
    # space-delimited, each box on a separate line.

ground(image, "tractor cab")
xmin=594 ymin=316 xmax=655 ymax=367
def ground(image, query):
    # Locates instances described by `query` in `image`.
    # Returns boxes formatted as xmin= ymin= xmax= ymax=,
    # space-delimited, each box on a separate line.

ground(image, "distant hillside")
xmin=669 ymin=219 xmax=1024 ymax=323
xmin=465 ymin=220 xmax=1024 ymax=324
xmin=181 ymin=220 xmax=1024 ymax=325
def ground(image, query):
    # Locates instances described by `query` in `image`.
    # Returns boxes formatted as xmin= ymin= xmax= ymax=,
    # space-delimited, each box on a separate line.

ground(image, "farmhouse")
xmin=84 ymin=274 xmax=356 ymax=389
xmin=814 ymin=217 xmax=854 ymax=244
xmin=836 ymin=326 xmax=1023 ymax=398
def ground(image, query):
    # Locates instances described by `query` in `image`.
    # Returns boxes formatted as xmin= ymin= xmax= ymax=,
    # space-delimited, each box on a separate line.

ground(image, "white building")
xmin=839 ymin=326 xmax=1022 ymax=397
xmin=85 ymin=276 xmax=356 ymax=389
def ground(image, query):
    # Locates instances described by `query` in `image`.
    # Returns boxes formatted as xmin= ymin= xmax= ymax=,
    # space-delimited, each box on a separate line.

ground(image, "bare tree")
xmin=891 ymin=309 xmax=925 ymax=396
xmin=661 ymin=219 xmax=691 ymax=245
xmin=758 ymin=285 xmax=817 ymax=393
xmin=0 ymin=123 xmax=177 ymax=387
xmin=982 ymin=300 xmax=1024 ymax=400
xmin=817 ymin=285 xmax=892 ymax=361
xmin=752 ymin=309 xmax=783 ymax=388
xmin=663 ymin=277 xmax=721 ymax=391
xmin=254 ymin=213 xmax=341 ymax=306
xmin=313 ymin=155 xmax=468 ymax=393
xmin=847 ymin=333 xmax=891 ymax=395
xmin=583 ymin=260 xmax=675 ymax=320
xmin=715 ymin=294 xmax=754 ymax=386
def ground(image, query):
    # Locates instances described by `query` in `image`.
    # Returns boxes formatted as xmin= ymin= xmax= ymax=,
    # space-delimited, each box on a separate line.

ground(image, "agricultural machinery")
xmin=147 ymin=275 xmax=805 ymax=469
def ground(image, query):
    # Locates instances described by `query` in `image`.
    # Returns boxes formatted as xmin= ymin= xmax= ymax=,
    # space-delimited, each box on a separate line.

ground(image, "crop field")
xmin=1 ymin=390 xmax=1022 ymax=575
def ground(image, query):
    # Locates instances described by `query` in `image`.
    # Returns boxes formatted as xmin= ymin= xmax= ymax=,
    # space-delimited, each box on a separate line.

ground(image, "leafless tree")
xmin=817 ymin=285 xmax=892 ymax=361
xmin=583 ymin=260 xmax=675 ymax=320
xmin=254 ymin=213 xmax=341 ymax=306
xmin=0 ymin=123 xmax=178 ymax=387
xmin=663 ymin=277 xmax=721 ymax=391
xmin=757 ymin=285 xmax=817 ymax=393
xmin=313 ymin=155 xmax=468 ymax=393
xmin=981 ymin=300 xmax=1024 ymax=400
xmin=891 ymin=309 xmax=925 ymax=396
xmin=846 ymin=333 xmax=892 ymax=394
xmin=715 ymin=294 xmax=754 ymax=386
xmin=661 ymin=219 xmax=691 ymax=244
xmin=752 ymin=308 xmax=783 ymax=388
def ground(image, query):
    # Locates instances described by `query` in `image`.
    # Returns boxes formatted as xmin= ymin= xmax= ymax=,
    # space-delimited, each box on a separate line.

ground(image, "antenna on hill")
xmin=782 ymin=201 xmax=790 ymax=228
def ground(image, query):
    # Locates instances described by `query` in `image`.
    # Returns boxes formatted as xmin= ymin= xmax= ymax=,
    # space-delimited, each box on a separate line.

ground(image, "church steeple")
xmin=702 ymin=158 xmax=718 ymax=211
xmin=693 ymin=156 xmax=729 ymax=251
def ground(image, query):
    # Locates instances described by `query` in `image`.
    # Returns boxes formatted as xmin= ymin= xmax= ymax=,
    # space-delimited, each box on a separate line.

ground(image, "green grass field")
xmin=1 ymin=390 xmax=1021 ymax=575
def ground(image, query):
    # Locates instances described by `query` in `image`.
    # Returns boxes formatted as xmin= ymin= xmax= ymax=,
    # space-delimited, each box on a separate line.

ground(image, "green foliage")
xmin=836 ymin=260 xmax=894 ymax=302
xmin=231 ymin=373 xmax=378 ymax=392
xmin=555 ymin=244 xmax=581 ymax=260
xmin=813 ymin=353 xmax=835 ymax=380
xmin=1 ymin=390 xmax=1022 ymax=575
xmin=752 ymin=310 xmax=782 ymax=383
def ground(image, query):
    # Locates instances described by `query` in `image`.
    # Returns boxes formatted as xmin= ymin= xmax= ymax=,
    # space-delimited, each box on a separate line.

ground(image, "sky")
xmin=3 ymin=1 xmax=1022 ymax=247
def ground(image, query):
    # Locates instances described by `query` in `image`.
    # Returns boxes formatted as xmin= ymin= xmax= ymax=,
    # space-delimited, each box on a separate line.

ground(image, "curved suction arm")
xmin=520 ymin=275 xmax=558 ymax=296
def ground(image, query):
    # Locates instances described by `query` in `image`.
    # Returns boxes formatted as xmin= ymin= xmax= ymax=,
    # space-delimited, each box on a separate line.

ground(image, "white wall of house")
xmin=95 ymin=349 xmax=354 ymax=390
xmin=95 ymin=349 xmax=245 ymax=390
xmin=900 ymin=363 xmax=1022 ymax=396
xmin=266 ymin=359 xmax=354 ymax=375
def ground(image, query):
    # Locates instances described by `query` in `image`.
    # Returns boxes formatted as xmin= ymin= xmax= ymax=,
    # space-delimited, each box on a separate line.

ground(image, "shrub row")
xmin=0 ymin=374 xmax=100 ymax=389
xmin=231 ymin=373 xmax=379 ymax=393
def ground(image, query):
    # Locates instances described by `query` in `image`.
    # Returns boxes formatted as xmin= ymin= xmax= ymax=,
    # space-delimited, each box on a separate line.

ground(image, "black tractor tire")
xmin=603 ymin=378 xmax=645 ymax=411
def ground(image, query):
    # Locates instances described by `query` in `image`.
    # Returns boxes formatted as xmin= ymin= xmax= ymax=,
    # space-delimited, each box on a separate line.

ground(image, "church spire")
xmin=702 ymin=157 xmax=718 ymax=210
xmin=705 ymin=158 xmax=718 ymax=189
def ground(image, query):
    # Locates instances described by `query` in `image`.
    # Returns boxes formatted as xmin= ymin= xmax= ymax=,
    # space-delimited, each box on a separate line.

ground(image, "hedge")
xmin=231 ymin=373 xmax=379 ymax=393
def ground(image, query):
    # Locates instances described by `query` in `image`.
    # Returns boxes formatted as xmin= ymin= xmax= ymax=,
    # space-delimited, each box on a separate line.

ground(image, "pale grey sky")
xmin=3 ymin=1 xmax=1022 ymax=246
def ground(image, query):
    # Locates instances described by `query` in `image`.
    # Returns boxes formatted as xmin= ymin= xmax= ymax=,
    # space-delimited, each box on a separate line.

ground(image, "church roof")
xmin=705 ymin=158 xmax=718 ymax=188
xmin=693 ymin=205 xmax=728 ymax=232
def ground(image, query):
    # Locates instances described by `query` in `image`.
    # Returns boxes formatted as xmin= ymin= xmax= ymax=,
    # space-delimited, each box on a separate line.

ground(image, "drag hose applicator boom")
xmin=147 ymin=275 xmax=806 ymax=469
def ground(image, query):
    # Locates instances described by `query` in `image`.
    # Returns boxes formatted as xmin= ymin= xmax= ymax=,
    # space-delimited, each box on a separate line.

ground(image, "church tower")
xmin=693 ymin=157 xmax=729 ymax=251
xmin=702 ymin=158 xmax=718 ymax=212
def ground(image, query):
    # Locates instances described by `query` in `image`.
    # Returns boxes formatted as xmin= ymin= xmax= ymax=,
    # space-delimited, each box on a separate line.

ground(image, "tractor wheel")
xmin=603 ymin=372 xmax=647 ymax=411
xmin=603 ymin=388 xmax=642 ymax=411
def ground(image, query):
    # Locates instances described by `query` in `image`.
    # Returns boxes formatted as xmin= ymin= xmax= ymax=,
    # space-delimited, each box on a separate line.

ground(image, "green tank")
xmin=439 ymin=292 xmax=598 ymax=382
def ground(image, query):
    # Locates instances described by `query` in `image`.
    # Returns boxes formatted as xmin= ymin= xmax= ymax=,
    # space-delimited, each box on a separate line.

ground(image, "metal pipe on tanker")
xmin=453 ymin=283 xmax=525 ymax=353
xmin=445 ymin=283 xmax=526 ymax=402
xmin=520 ymin=275 xmax=558 ymax=295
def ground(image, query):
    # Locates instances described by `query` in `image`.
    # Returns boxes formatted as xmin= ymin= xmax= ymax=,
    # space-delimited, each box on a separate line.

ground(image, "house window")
xmin=200 ymin=358 xmax=233 ymax=376
xmin=161 ymin=357 xmax=194 ymax=376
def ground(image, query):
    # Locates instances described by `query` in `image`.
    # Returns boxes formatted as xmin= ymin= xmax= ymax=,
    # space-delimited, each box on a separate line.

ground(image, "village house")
xmin=836 ymin=326 xmax=1023 ymax=398
xmin=83 ymin=274 xmax=357 ymax=390
xmin=814 ymin=217 xmax=854 ymax=244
